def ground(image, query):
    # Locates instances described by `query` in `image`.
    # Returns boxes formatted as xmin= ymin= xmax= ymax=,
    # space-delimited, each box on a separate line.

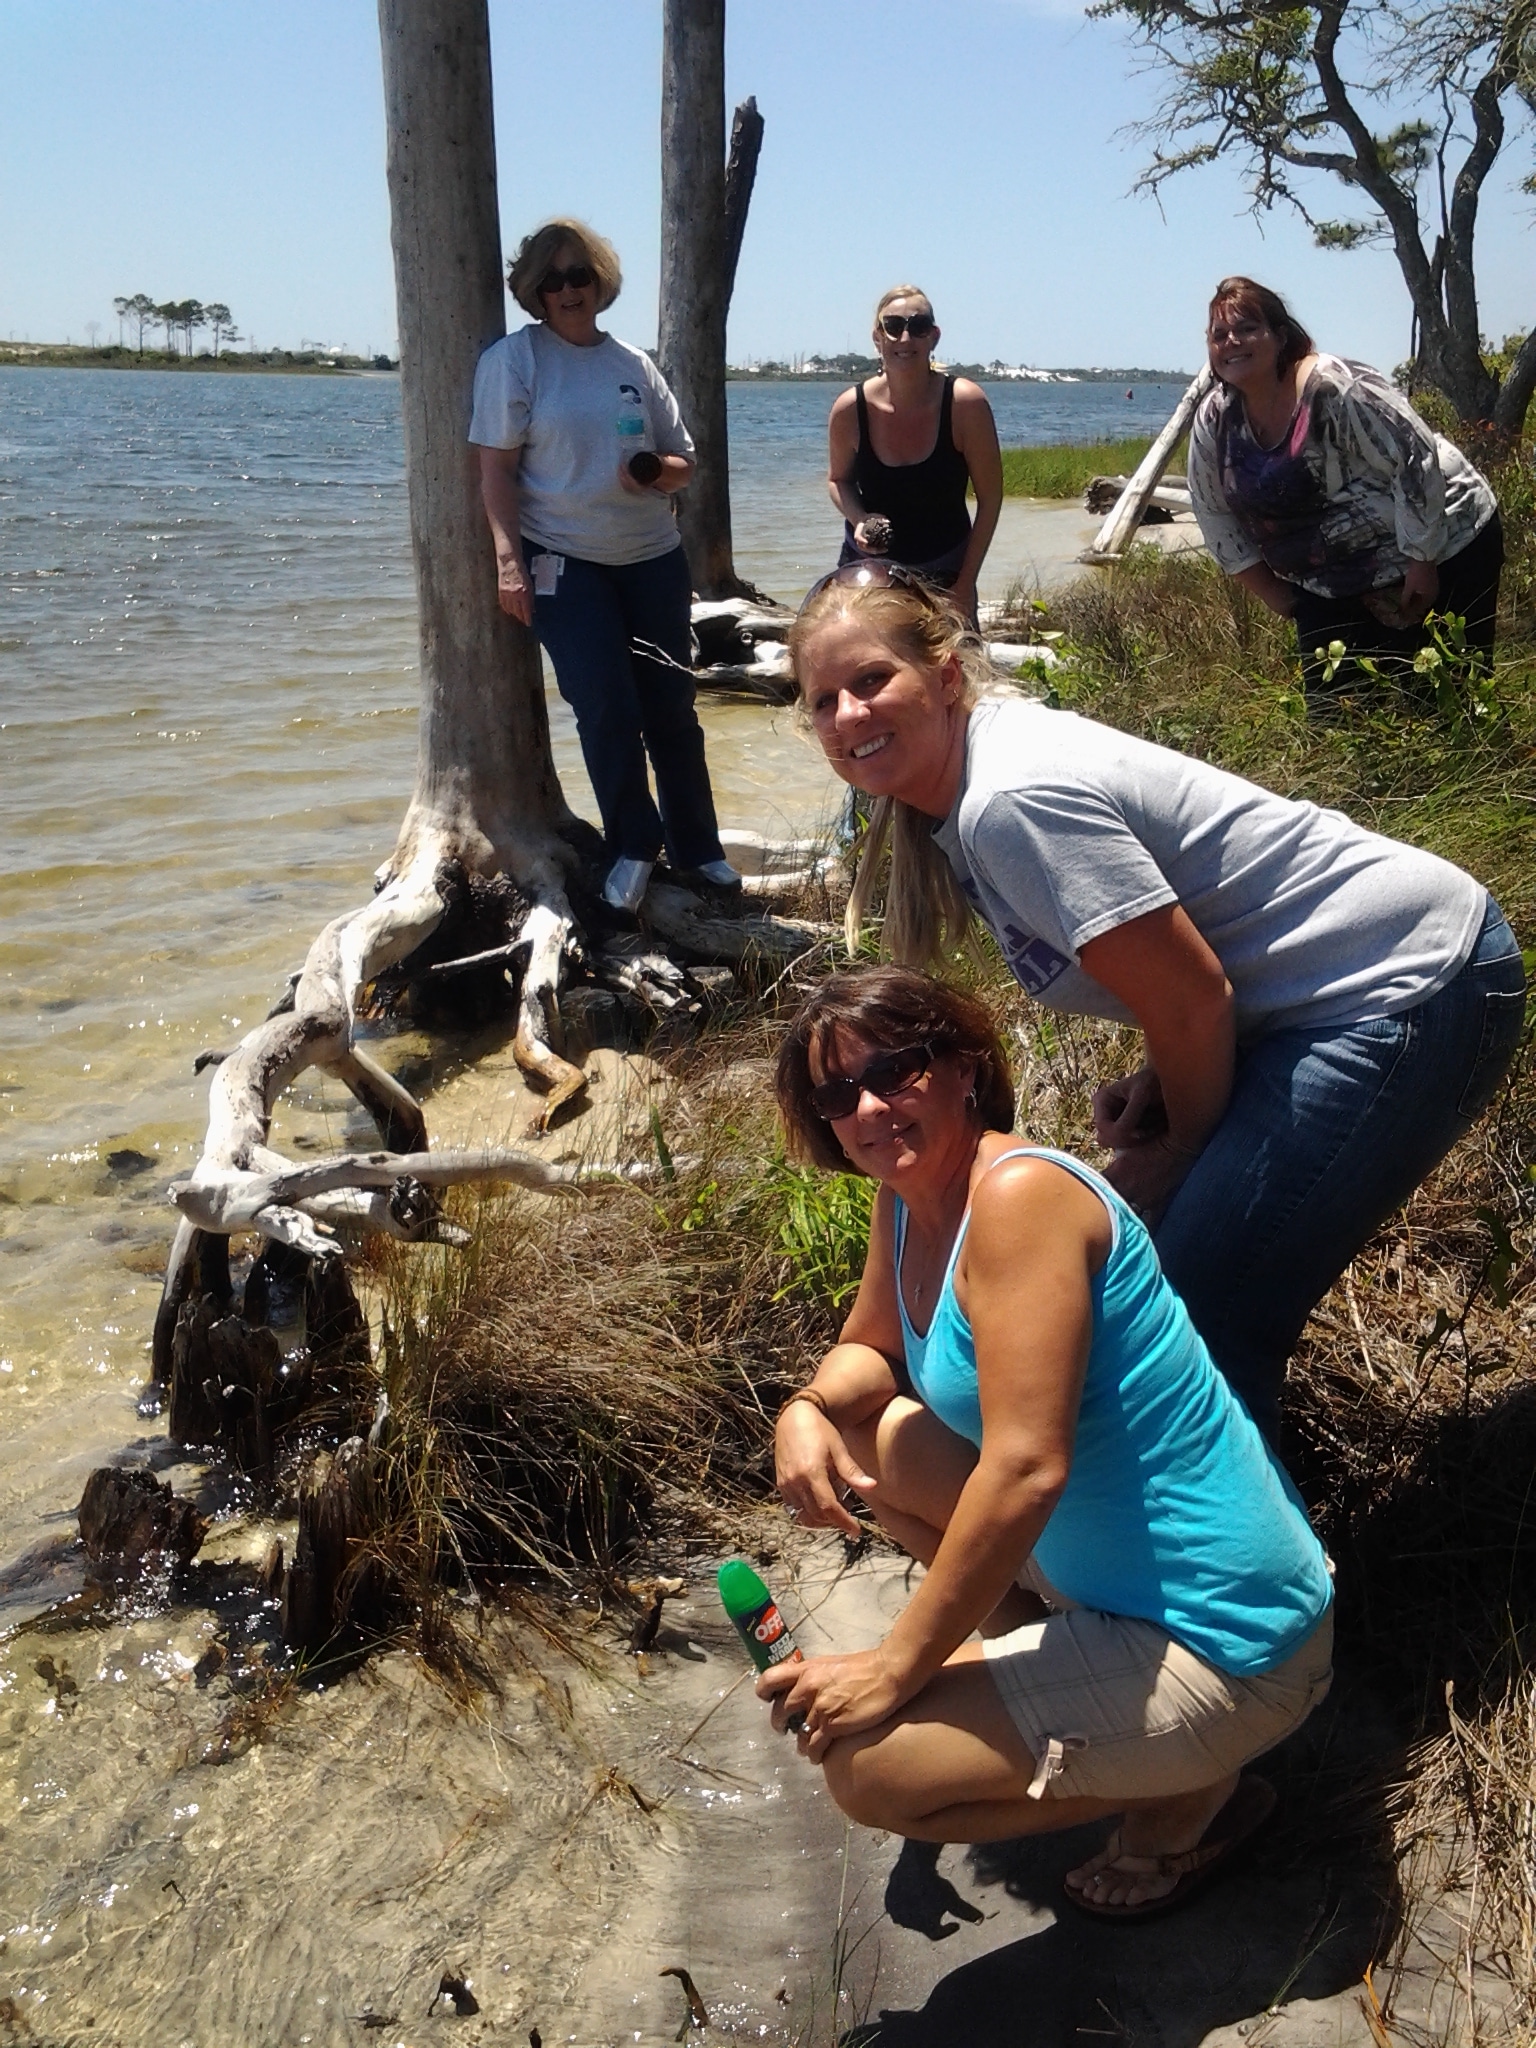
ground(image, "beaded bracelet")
xmin=776 ymin=1386 xmax=830 ymax=1422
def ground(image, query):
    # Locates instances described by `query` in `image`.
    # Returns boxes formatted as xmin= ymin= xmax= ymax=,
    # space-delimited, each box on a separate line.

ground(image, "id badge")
xmin=531 ymin=552 xmax=563 ymax=597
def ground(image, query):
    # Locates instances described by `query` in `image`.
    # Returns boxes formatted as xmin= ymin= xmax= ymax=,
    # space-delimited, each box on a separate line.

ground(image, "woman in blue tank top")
xmin=759 ymin=966 xmax=1334 ymax=1920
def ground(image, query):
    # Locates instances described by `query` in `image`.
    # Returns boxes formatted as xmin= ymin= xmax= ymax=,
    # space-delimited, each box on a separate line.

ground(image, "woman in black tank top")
xmin=827 ymin=285 xmax=1003 ymax=624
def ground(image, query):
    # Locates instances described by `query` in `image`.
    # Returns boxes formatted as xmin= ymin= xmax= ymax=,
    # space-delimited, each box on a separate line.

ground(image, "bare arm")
xmin=1079 ymin=903 xmax=1235 ymax=1221
xmin=827 ymin=387 xmax=876 ymax=541
xmin=617 ymin=451 xmax=695 ymax=497
xmin=949 ymin=381 xmax=1003 ymax=616
xmin=477 ymin=444 xmax=532 ymax=627
xmin=1233 ymin=561 xmax=1299 ymax=618
xmin=762 ymin=1160 xmax=1103 ymax=1751
xmin=775 ymin=1187 xmax=905 ymax=1536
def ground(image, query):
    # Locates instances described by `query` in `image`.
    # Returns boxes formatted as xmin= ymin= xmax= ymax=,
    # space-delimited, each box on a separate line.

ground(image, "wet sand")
xmin=1 ymin=1520 xmax=1470 ymax=2046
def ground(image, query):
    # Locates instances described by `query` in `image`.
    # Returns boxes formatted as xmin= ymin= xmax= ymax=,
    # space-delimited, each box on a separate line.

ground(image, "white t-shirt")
xmin=934 ymin=697 xmax=1485 ymax=1037
xmin=469 ymin=324 xmax=694 ymax=567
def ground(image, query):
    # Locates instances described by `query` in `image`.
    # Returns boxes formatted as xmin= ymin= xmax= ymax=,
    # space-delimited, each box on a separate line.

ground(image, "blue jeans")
xmin=1155 ymin=900 xmax=1526 ymax=1442
xmin=528 ymin=541 xmax=725 ymax=868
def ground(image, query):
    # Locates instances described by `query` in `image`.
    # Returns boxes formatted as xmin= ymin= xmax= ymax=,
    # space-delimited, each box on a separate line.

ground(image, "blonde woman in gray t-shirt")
xmin=472 ymin=217 xmax=738 ymax=914
xmin=790 ymin=565 xmax=1525 ymax=1443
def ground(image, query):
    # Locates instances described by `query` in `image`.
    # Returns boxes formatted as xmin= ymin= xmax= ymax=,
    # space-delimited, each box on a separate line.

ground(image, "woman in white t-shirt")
xmin=789 ymin=564 xmax=1525 ymax=1443
xmin=471 ymin=217 xmax=738 ymax=913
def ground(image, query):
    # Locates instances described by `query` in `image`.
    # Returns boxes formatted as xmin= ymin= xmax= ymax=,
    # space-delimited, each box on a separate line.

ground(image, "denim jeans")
xmin=1155 ymin=899 xmax=1526 ymax=1443
xmin=528 ymin=540 xmax=725 ymax=868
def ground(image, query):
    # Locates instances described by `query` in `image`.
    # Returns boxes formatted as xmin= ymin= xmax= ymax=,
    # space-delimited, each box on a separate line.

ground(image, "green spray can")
xmin=717 ymin=1559 xmax=807 ymax=1732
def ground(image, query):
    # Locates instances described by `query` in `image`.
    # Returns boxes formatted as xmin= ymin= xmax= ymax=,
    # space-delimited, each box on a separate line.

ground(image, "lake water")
xmin=0 ymin=365 xmax=1189 ymax=1594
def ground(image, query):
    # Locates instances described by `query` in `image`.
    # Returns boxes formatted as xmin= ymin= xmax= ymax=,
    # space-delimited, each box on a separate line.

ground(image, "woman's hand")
xmin=1401 ymin=559 xmax=1441 ymax=624
xmin=496 ymin=555 xmax=534 ymax=626
xmin=616 ymin=456 xmax=658 ymax=497
xmin=757 ymin=1645 xmax=910 ymax=1761
xmin=851 ymin=516 xmax=890 ymax=556
xmin=775 ymin=1403 xmax=876 ymax=1539
xmin=1101 ymin=1139 xmax=1194 ymax=1229
xmin=1091 ymin=1065 xmax=1164 ymax=1150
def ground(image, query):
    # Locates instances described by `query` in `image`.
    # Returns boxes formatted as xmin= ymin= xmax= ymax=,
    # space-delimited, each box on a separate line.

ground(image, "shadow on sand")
xmin=860 ymin=1674 xmax=1402 ymax=2048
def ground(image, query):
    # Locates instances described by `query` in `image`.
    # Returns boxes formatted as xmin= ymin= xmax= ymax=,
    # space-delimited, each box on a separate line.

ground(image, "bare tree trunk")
xmin=380 ymin=0 xmax=572 ymax=889
xmin=723 ymin=96 xmax=764 ymax=312
xmin=658 ymin=0 xmax=755 ymax=601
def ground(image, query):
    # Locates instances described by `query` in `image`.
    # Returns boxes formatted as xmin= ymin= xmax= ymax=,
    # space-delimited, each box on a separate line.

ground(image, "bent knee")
xmin=822 ymin=1733 xmax=912 ymax=1833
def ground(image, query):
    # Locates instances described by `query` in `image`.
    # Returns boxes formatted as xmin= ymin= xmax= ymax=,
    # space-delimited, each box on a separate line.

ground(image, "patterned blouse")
xmin=1188 ymin=355 xmax=1496 ymax=599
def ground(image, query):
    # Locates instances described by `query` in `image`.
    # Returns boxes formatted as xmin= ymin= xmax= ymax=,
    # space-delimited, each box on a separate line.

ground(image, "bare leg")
xmin=822 ymin=1648 xmax=1243 ymax=1904
xmin=843 ymin=1401 xmax=1044 ymax=1634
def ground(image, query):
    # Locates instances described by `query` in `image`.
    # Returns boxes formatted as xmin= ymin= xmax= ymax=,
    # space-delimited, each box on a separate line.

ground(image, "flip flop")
xmin=1061 ymin=1773 xmax=1278 ymax=1922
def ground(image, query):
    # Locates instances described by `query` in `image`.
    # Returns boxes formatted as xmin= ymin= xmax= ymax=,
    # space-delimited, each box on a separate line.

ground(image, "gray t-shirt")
xmin=469 ymin=324 xmax=694 ymax=566
xmin=934 ymin=697 xmax=1484 ymax=1036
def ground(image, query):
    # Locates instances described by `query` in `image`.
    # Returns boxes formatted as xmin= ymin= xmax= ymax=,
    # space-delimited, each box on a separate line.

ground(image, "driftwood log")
xmin=1085 ymin=475 xmax=1193 ymax=519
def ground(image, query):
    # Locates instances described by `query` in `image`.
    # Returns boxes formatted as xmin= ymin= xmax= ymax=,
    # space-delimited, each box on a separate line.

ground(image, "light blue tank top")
xmin=894 ymin=1146 xmax=1332 ymax=1675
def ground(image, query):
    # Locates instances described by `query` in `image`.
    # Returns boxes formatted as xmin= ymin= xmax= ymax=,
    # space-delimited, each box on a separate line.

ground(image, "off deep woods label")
xmin=745 ymin=1594 xmax=804 ymax=1668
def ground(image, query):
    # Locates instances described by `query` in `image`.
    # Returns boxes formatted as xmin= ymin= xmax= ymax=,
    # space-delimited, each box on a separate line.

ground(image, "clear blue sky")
xmin=2 ymin=0 xmax=1529 ymax=374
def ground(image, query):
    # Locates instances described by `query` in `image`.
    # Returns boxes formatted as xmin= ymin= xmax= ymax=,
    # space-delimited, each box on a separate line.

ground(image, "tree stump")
xmin=282 ymin=1437 xmax=391 ymax=1659
xmin=78 ymin=1469 xmax=207 ymax=1573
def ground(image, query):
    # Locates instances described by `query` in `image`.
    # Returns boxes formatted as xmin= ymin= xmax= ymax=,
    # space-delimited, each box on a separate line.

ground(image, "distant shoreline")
xmin=727 ymin=364 xmax=1193 ymax=385
xmin=0 ymin=345 xmax=394 ymax=376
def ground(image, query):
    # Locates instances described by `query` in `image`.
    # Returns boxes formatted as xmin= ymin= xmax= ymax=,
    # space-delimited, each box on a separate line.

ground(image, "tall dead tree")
xmin=657 ymin=0 xmax=763 ymax=600
xmin=150 ymin=0 xmax=818 ymax=1373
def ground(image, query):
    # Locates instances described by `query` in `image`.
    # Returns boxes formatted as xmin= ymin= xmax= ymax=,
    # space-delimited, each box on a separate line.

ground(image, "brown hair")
xmin=788 ymin=576 xmax=1009 ymax=968
xmin=775 ymin=965 xmax=1016 ymax=1174
xmin=507 ymin=218 xmax=623 ymax=318
xmin=1207 ymin=276 xmax=1315 ymax=379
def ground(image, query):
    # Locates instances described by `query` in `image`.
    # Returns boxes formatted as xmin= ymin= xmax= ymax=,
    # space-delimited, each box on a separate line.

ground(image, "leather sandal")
xmin=1062 ymin=1774 xmax=1278 ymax=1922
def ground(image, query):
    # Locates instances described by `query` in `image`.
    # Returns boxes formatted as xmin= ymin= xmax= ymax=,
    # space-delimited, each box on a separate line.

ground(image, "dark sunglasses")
xmin=810 ymin=1043 xmax=934 ymax=1121
xmin=880 ymin=313 xmax=935 ymax=340
xmin=538 ymin=263 xmax=596 ymax=296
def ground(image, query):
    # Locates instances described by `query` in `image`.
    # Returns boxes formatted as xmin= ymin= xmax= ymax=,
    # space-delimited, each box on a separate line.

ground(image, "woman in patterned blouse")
xmin=1186 ymin=277 xmax=1502 ymax=697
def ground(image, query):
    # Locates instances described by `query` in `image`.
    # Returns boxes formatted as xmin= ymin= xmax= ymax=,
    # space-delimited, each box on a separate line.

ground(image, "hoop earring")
xmin=965 ymin=1082 xmax=979 ymax=1111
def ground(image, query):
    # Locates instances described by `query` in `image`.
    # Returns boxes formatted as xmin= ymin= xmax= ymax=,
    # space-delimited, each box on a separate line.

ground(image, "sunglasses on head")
xmin=880 ymin=313 xmax=935 ymax=340
xmin=796 ymin=557 xmax=943 ymax=617
xmin=538 ymin=263 xmax=596 ymax=296
xmin=810 ymin=1042 xmax=934 ymax=1121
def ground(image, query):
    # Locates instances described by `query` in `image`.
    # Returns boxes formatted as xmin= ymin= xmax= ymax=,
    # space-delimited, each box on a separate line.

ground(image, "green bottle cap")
xmin=717 ymin=1558 xmax=770 ymax=1622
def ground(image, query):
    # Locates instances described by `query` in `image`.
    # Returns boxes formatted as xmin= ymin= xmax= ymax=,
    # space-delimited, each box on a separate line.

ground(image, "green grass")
xmin=1000 ymin=436 xmax=1186 ymax=499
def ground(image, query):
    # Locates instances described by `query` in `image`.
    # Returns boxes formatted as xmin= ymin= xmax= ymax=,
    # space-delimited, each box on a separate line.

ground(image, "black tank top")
xmin=851 ymin=375 xmax=972 ymax=566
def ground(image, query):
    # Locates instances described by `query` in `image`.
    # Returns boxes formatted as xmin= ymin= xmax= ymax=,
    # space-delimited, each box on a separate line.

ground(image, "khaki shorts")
xmin=982 ymin=1567 xmax=1334 ymax=1804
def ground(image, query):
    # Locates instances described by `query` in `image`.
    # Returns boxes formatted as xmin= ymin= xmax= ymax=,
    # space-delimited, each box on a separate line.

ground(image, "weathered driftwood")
xmin=1085 ymin=474 xmax=1192 ymax=518
xmin=1081 ymin=365 xmax=1213 ymax=563
xmin=78 ymin=1468 xmax=207 ymax=1572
